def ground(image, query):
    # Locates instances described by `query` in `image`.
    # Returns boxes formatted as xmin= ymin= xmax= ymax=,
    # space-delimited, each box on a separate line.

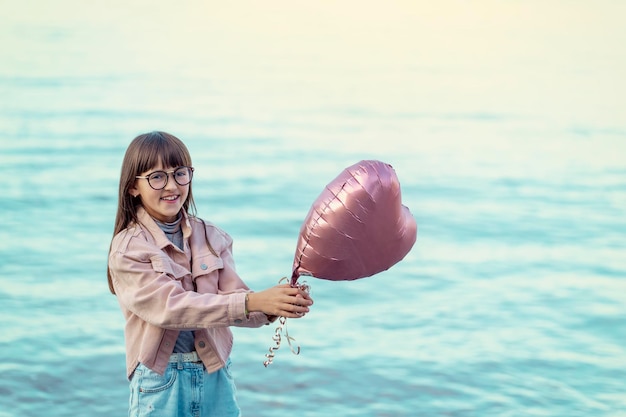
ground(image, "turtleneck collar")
xmin=154 ymin=212 xmax=183 ymax=234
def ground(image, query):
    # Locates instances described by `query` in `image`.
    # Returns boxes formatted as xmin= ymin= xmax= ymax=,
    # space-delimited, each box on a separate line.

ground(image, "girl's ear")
xmin=129 ymin=184 xmax=140 ymax=197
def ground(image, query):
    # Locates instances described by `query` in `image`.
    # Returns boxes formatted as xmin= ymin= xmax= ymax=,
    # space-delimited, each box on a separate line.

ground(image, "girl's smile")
xmin=161 ymin=195 xmax=180 ymax=202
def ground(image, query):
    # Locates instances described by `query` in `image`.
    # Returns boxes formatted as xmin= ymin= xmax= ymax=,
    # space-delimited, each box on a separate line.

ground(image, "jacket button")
xmin=198 ymin=341 xmax=206 ymax=348
xmin=200 ymin=263 xmax=208 ymax=270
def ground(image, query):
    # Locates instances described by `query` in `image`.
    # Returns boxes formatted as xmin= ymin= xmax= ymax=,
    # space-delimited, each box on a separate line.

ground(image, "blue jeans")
xmin=129 ymin=358 xmax=240 ymax=417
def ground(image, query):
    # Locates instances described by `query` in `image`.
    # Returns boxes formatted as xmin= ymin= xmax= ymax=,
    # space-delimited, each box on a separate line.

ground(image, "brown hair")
xmin=107 ymin=131 xmax=197 ymax=294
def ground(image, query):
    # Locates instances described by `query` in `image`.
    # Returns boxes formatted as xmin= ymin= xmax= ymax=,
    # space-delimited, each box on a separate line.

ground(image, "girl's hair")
xmin=107 ymin=131 xmax=197 ymax=294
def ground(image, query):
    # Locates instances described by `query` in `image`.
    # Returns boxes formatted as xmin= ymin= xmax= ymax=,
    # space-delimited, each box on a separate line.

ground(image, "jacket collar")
xmin=136 ymin=206 xmax=192 ymax=249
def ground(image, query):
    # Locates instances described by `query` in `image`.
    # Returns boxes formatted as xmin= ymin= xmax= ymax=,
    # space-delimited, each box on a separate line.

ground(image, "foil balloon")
xmin=291 ymin=159 xmax=417 ymax=285
xmin=263 ymin=160 xmax=417 ymax=366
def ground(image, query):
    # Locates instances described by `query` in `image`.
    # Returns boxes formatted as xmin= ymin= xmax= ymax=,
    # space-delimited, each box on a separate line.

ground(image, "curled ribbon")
xmin=263 ymin=277 xmax=310 ymax=367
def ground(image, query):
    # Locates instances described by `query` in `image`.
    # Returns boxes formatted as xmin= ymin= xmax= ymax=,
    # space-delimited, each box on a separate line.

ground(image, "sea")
xmin=1 ymin=1 xmax=625 ymax=416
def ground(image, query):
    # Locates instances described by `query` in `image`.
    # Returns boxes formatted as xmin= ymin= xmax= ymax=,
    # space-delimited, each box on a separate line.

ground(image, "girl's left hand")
xmin=247 ymin=284 xmax=314 ymax=319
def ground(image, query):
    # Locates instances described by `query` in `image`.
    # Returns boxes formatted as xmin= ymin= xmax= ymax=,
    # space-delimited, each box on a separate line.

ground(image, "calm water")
xmin=1 ymin=1 xmax=625 ymax=416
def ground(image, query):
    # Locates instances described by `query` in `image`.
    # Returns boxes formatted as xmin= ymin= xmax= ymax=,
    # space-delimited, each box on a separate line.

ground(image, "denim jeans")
xmin=129 ymin=358 xmax=240 ymax=417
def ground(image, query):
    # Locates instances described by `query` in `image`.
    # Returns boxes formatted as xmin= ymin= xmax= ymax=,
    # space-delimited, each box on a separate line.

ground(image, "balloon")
xmin=263 ymin=160 xmax=417 ymax=366
xmin=290 ymin=160 xmax=417 ymax=286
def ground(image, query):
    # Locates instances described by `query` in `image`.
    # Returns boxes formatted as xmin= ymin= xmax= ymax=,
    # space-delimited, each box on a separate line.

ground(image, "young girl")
xmin=107 ymin=131 xmax=313 ymax=417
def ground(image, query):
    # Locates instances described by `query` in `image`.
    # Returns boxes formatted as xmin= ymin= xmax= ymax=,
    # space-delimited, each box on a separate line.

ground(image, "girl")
xmin=107 ymin=131 xmax=313 ymax=417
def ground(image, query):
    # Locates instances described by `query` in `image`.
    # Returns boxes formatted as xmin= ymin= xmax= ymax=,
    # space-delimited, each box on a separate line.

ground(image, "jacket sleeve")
xmin=207 ymin=225 xmax=274 ymax=328
xmin=109 ymin=230 xmax=250 ymax=330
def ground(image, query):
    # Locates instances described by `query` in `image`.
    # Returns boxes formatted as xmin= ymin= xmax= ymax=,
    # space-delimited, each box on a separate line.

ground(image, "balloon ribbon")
xmin=263 ymin=277 xmax=310 ymax=367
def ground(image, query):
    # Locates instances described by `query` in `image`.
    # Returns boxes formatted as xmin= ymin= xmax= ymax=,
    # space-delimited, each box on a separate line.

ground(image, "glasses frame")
xmin=135 ymin=166 xmax=195 ymax=190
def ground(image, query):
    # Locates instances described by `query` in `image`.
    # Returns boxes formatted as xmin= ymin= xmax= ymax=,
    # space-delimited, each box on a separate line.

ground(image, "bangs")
xmin=135 ymin=131 xmax=192 ymax=174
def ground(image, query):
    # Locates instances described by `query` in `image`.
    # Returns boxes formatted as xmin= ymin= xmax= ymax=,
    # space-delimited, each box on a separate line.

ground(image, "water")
xmin=1 ymin=1 xmax=625 ymax=416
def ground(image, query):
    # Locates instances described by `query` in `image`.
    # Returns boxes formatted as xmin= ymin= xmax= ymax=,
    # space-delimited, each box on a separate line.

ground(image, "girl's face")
xmin=130 ymin=163 xmax=190 ymax=222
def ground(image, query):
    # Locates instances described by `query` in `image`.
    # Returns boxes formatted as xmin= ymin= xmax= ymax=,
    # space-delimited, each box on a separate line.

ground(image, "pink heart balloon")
xmin=291 ymin=160 xmax=417 ymax=285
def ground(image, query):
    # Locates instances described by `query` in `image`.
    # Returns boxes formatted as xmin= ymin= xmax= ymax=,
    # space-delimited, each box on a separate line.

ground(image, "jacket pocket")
xmin=150 ymin=255 xmax=189 ymax=280
xmin=191 ymin=254 xmax=223 ymax=279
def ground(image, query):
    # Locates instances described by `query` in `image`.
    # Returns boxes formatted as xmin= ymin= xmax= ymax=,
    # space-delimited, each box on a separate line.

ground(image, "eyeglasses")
xmin=135 ymin=166 xmax=194 ymax=190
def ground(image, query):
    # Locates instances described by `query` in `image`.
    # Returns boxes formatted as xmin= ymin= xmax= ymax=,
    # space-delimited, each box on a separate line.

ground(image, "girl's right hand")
xmin=247 ymin=284 xmax=313 ymax=319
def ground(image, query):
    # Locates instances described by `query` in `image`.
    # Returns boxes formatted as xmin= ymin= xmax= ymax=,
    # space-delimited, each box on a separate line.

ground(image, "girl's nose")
xmin=164 ymin=172 xmax=178 ymax=190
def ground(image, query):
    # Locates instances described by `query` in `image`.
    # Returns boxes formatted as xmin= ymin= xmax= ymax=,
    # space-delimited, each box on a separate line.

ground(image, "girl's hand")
xmin=247 ymin=284 xmax=313 ymax=319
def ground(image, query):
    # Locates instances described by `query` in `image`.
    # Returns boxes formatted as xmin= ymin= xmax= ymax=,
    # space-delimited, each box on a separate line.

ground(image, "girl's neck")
xmin=154 ymin=212 xmax=183 ymax=233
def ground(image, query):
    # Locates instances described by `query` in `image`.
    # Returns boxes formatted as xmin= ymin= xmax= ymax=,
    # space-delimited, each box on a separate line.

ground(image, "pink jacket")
xmin=108 ymin=207 xmax=271 ymax=379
